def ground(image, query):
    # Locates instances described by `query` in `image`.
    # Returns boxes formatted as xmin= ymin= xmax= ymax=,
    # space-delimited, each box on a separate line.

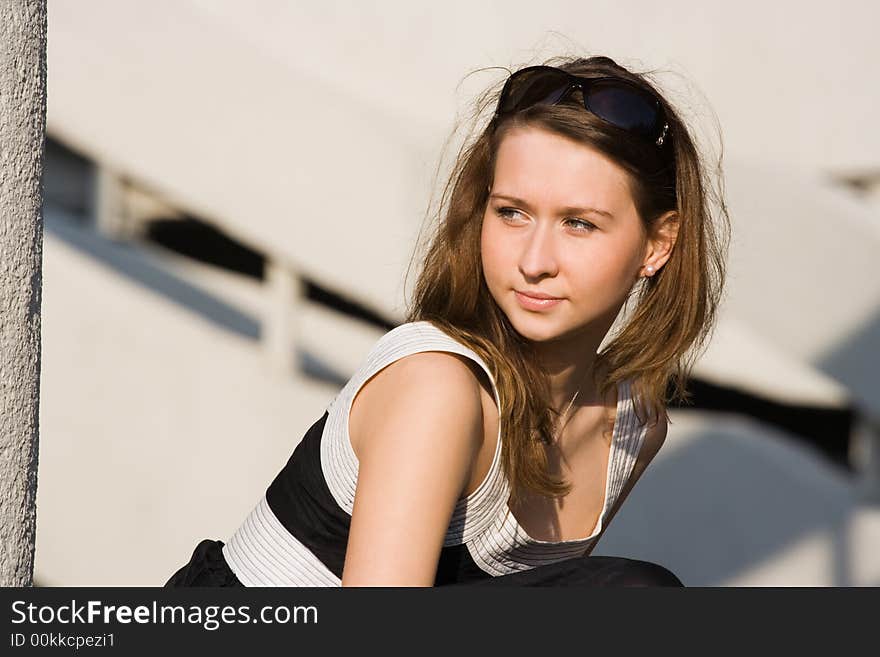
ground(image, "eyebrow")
xmin=488 ymin=194 xmax=614 ymax=219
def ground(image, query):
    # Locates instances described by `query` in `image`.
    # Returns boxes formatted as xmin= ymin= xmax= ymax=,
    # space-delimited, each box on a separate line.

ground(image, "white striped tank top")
xmin=222 ymin=320 xmax=648 ymax=586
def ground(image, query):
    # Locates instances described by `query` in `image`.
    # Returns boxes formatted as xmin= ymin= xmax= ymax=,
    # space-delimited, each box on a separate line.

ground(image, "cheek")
xmin=565 ymin=245 xmax=636 ymax=298
xmin=592 ymin=246 xmax=642 ymax=294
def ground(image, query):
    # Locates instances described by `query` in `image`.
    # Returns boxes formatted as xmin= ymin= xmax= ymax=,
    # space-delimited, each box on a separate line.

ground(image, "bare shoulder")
xmin=342 ymin=350 xmax=486 ymax=585
xmin=349 ymin=350 xmax=484 ymax=459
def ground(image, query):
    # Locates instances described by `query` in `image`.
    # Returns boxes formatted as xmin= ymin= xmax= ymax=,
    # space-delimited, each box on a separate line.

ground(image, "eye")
xmin=495 ymin=207 xmax=525 ymax=222
xmin=565 ymin=218 xmax=597 ymax=232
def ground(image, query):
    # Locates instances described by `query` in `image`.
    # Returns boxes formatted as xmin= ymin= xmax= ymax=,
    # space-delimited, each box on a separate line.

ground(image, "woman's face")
xmin=481 ymin=125 xmax=648 ymax=345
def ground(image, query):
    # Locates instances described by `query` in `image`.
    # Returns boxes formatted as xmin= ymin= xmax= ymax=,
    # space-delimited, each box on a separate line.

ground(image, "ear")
xmin=640 ymin=210 xmax=679 ymax=278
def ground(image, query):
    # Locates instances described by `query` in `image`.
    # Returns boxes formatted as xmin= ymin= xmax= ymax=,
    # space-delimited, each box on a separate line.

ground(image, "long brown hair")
xmin=404 ymin=55 xmax=730 ymax=505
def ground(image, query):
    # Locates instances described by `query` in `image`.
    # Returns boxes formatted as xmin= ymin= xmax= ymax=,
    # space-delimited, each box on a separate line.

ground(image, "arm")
xmin=341 ymin=351 xmax=485 ymax=587
xmin=584 ymin=412 xmax=668 ymax=555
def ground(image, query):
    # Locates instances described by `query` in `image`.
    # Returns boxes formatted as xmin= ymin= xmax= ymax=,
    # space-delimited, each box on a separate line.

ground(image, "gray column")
xmin=0 ymin=0 xmax=47 ymax=587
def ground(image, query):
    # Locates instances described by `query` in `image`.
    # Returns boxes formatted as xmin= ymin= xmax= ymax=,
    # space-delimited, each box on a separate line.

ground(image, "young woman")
xmin=166 ymin=54 xmax=729 ymax=587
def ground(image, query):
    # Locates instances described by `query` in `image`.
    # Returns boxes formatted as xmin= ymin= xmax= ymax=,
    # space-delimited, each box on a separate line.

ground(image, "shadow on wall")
xmin=146 ymin=216 xmax=398 ymax=333
xmin=44 ymin=206 xmax=350 ymax=387
xmin=819 ymin=304 xmax=880 ymax=415
xmin=675 ymin=379 xmax=854 ymax=471
xmin=594 ymin=413 xmax=868 ymax=586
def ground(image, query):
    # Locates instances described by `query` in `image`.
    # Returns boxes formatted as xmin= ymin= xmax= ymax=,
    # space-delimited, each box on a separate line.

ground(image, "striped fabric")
xmin=223 ymin=321 xmax=647 ymax=586
xmin=224 ymin=495 xmax=341 ymax=586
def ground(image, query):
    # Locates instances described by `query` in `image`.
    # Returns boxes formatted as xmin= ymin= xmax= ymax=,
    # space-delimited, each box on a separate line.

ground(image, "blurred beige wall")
xmin=35 ymin=0 xmax=880 ymax=586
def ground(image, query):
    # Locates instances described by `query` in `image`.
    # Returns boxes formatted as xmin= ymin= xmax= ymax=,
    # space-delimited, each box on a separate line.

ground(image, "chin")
xmin=504 ymin=308 xmax=572 ymax=343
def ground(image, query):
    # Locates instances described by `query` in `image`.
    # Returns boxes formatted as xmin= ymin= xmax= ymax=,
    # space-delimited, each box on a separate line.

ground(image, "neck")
xmin=530 ymin=311 xmax=618 ymax=412
xmin=533 ymin=332 xmax=601 ymax=412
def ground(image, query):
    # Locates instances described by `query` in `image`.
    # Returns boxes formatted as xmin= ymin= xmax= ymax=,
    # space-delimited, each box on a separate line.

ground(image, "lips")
xmin=516 ymin=290 xmax=563 ymax=300
xmin=514 ymin=290 xmax=564 ymax=311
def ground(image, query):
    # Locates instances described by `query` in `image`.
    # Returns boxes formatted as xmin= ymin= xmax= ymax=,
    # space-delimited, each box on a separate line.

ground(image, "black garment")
xmin=165 ymin=539 xmax=244 ymax=587
xmin=240 ymin=410 xmax=507 ymax=584
xmin=165 ymin=539 xmax=683 ymax=587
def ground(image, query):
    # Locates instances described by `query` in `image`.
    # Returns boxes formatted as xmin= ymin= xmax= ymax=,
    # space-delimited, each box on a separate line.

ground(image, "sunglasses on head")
xmin=493 ymin=65 xmax=670 ymax=147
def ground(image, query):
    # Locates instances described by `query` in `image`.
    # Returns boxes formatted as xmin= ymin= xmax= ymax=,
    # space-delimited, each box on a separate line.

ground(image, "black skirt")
xmin=165 ymin=539 xmax=683 ymax=587
xmin=165 ymin=540 xmax=244 ymax=587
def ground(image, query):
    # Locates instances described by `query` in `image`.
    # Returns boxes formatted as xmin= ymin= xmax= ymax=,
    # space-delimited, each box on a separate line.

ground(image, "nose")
xmin=518 ymin=221 xmax=559 ymax=281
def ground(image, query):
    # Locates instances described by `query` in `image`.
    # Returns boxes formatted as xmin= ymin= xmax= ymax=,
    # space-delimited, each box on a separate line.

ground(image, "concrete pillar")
xmin=263 ymin=259 xmax=304 ymax=377
xmin=0 ymin=0 xmax=47 ymax=587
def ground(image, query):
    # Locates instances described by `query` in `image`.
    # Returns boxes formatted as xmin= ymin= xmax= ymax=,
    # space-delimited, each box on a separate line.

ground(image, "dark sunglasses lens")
xmin=501 ymin=68 xmax=573 ymax=115
xmin=585 ymin=81 xmax=659 ymax=135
